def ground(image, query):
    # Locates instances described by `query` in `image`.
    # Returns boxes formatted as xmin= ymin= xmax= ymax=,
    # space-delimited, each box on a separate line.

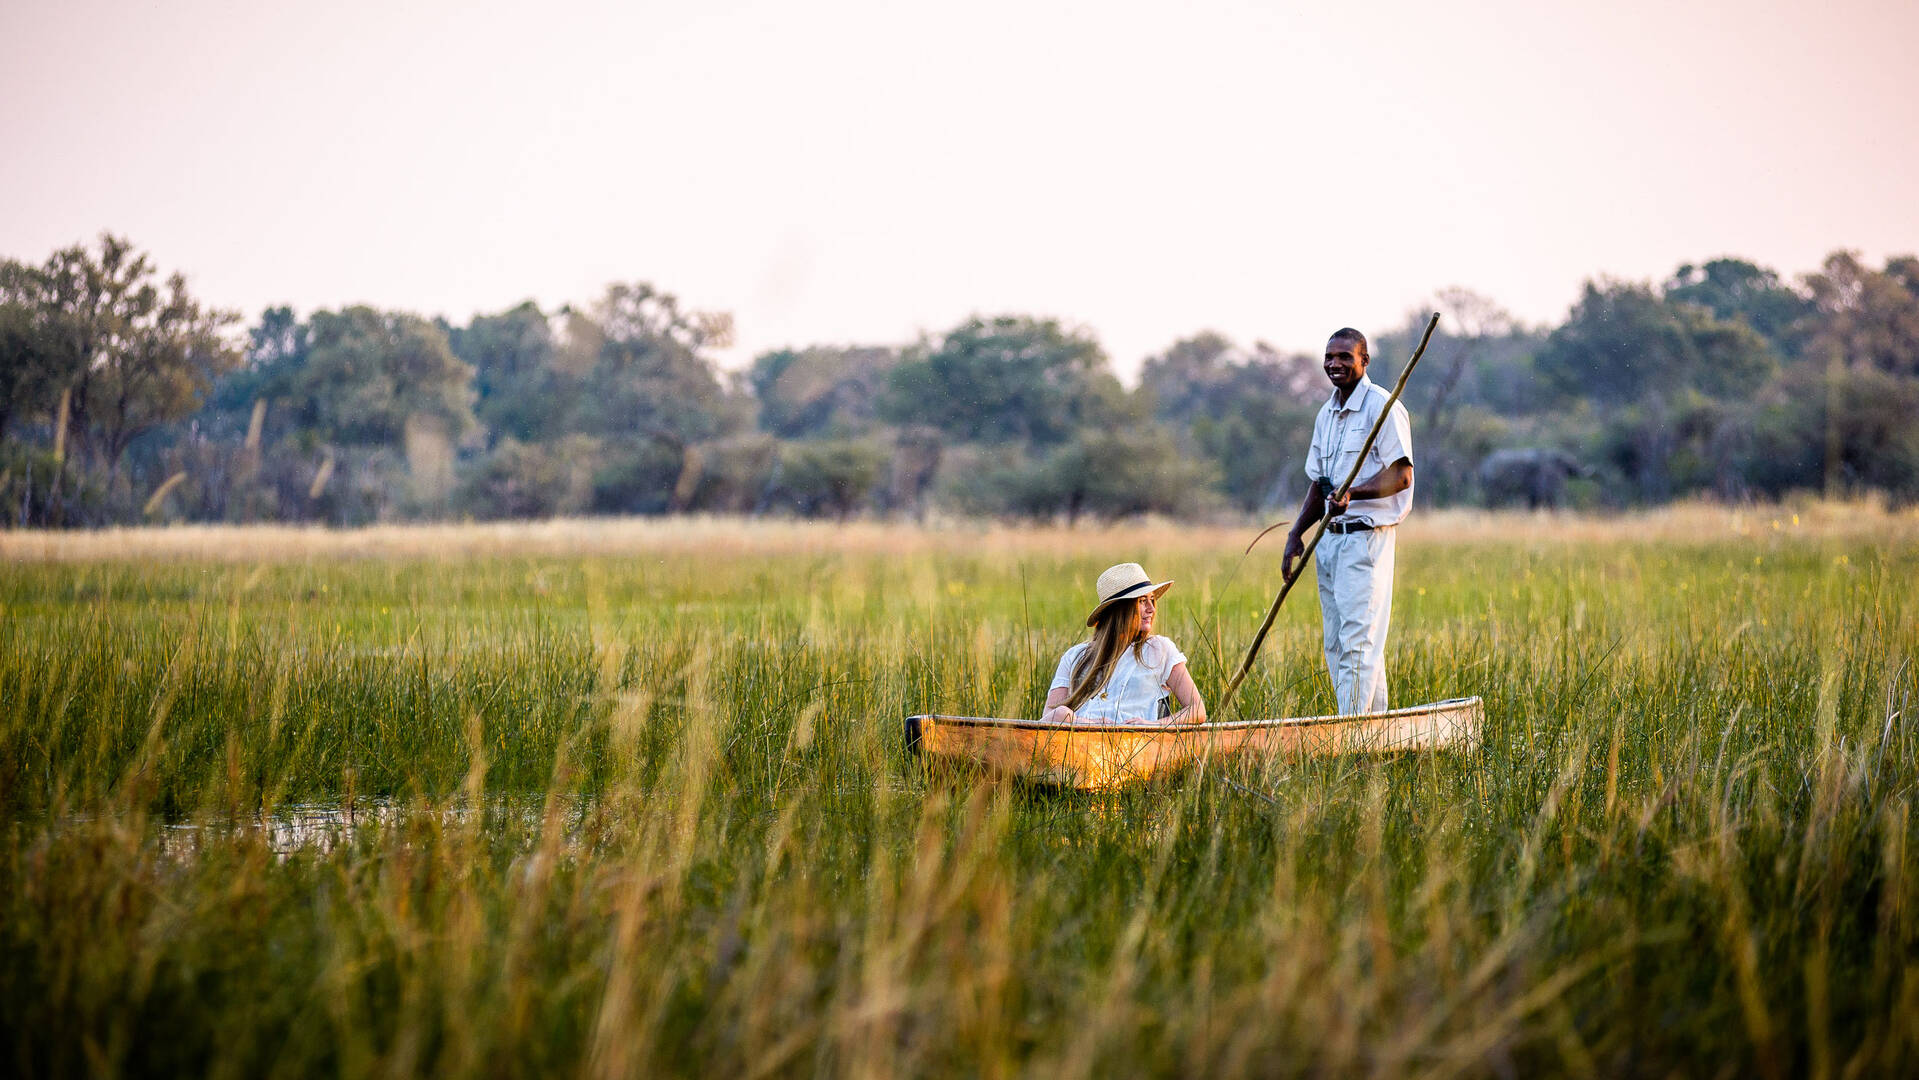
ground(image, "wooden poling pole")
xmin=1217 ymin=312 xmax=1441 ymax=714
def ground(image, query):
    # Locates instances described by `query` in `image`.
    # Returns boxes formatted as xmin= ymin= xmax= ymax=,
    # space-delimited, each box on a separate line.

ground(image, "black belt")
xmin=1324 ymin=519 xmax=1374 ymax=534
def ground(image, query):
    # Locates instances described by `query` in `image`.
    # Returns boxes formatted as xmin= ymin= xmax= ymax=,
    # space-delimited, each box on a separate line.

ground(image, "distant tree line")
xmin=4 ymin=234 xmax=1917 ymax=527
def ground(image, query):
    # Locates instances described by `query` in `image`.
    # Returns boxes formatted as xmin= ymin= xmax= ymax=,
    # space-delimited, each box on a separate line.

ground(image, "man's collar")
xmin=1330 ymin=375 xmax=1378 ymax=413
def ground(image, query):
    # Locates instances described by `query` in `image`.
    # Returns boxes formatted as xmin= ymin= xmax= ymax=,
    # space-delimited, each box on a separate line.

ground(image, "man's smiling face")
xmin=1324 ymin=336 xmax=1368 ymax=391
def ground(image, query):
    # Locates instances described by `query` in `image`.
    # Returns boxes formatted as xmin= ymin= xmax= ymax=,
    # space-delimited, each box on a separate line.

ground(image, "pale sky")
xmin=4 ymin=0 xmax=1916 ymax=378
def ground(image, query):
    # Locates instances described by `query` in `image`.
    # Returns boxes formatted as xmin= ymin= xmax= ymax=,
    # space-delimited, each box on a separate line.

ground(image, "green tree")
xmin=1191 ymin=397 xmax=1320 ymax=512
xmin=569 ymin=283 xmax=739 ymax=446
xmin=167 ymin=307 xmax=319 ymax=525
xmin=882 ymin=316 xmax=1125 ymax=445
xmin=0 ymin=260 xmax=69 ymax=440
xmin=199 ymin=306 xmax=310 ymax=439
xmin=1140 ymin=331 xmax=1235 ymax=422
xmin=1535 ymin=279 xmax=1776 ymax=407
xmin=1801 ymin=251 xmax=1919 ymax=377
xmin=1141 ymin=332 xmax=1321 ymax=426
xmin=557 ymin=283 xmax=742 ymax=513
xmin=749 ymin=345 xmax=896 ymax=438
xmin=1723 ymin=363 xmax=1919 ymax=503
xmin=1367 ymin=295 xmax=1553 ymax=507
xmin=568 ymin=285 xmax=733 ymax=445
xmin=262 ymin=308 xmax=478 ymax=519
xmin=1595 ymin=390 xmax=1730 ymax=502
xmin=447 ymin=302 xmax=561 ymax=443
xmin=1664 ymin=258 xmax=1812 ymax=352
xmin=294 ymin=307 xmax=475 ymax=448
xmin=18 ymin=235 xmax=240 ymax=482
xmin=1141 ymin=332 xmax=1323 ymax=512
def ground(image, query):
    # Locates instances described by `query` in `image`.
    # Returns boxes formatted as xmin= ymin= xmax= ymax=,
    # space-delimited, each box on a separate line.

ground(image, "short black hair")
xmin=1327 ymin=328 xmax=1369 ymax=361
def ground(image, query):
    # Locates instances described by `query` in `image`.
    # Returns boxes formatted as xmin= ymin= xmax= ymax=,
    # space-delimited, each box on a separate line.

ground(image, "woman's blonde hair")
xmin=1064 ymin=599 xmax=1148 ymax=711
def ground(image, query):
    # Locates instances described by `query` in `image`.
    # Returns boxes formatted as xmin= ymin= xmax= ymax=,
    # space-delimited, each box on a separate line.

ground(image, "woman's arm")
xmin=1042 ymin=686 xmax=1075 ymax=723
xmin=1164 ymin=662 xmax=1207 ymax=725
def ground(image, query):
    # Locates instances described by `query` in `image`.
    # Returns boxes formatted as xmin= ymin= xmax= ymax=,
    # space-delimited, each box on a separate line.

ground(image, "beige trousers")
xmin=1315 ymin=526 xmax=1396 ymax=715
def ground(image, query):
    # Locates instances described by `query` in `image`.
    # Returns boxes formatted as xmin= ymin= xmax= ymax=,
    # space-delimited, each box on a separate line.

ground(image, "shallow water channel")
xmin=122 ymin=796 xmax=590 ymax=859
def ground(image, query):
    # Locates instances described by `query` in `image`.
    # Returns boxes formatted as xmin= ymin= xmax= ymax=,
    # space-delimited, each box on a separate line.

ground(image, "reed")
xmin=2 ymin=506 xmax=1915 ymax=1076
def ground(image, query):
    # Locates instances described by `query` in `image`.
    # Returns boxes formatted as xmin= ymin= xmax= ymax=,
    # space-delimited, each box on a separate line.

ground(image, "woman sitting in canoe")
xmin=1043 ymin=563 xmax=1208 ymax=726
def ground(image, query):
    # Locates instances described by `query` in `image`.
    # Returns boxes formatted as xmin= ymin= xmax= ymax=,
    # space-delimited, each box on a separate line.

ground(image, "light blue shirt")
xmin=1304 ymin=375 xmax=1415 ymax=528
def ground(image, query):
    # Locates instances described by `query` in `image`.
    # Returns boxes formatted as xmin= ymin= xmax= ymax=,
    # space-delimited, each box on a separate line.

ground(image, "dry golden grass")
xmin=4 ymin=497 xmax=1913 ymax=564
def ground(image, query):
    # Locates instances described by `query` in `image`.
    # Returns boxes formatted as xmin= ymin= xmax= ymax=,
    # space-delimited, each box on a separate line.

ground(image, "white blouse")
xmin=1048 ymin=635 xmax=1189 ymax=724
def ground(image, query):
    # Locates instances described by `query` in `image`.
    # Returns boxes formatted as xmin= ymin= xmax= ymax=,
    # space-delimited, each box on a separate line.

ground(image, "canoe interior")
xmin=906 ymin=697 xmax=1483 ymax=790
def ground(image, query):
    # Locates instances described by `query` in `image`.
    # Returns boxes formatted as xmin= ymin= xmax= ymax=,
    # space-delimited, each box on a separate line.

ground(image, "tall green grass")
xmin=2 ymin=513 xmax=1915 ymax=1076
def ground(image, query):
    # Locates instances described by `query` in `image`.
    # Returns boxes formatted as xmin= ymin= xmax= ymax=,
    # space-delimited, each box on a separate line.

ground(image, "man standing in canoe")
xmin=1279 ymin=328 xmax=1415 ymax=715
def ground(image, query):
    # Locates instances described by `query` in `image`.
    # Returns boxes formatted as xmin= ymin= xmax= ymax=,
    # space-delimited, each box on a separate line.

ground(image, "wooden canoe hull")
xmin=905 ymin=697 xmax=1483 ymax=789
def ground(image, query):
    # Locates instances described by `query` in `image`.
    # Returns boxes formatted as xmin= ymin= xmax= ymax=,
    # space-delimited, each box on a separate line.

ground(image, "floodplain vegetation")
xmin=2 ymin=502 xmax=1916 ymax=1078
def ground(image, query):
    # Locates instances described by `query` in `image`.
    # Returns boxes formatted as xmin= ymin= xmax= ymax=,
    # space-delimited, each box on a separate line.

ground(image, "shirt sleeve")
xmin=1303 ymin=410 xmax=1324 ymax=481
xmin=1374 ymin=399 xmax=1414 ymax=467
xmin=1050 ymin=644 xmax=1084 ymax=691
xmin=1154 ymin=637 xmax=1188 ymax=685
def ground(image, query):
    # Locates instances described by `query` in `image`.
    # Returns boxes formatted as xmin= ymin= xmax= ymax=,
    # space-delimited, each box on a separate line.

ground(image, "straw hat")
xmin=1086 ymin=562 xmax=1174 ymax=626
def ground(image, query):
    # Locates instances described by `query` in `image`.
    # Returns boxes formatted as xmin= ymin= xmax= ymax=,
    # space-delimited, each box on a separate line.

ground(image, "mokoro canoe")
xmin=905 ymin=696 xmax=1483 ymax=790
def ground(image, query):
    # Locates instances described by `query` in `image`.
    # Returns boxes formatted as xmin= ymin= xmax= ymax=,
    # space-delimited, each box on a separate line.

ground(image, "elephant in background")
xmin=1477 ymin=447 xmax=1593 ymax=509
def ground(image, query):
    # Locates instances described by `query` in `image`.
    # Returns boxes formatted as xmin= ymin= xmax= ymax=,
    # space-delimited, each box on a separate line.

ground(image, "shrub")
xmin=774 ymin=439 xmax=889 ymax=519
xmin=589 ymin=439 xmax=685 ymax=515
xmin=944 ymin=427 xmax=1219 ymax=523
xmin=679 ymin=436 xmax=779 ymax=514
xmin=455 ymin=437 xmax=595 ymax=520
xmin=0 ymin=440 xmax=106 ymax=528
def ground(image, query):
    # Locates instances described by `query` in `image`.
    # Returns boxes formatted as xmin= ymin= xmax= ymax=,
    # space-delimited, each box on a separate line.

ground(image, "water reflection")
xmin=145 ymin=796 xmax=585 ymax=859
